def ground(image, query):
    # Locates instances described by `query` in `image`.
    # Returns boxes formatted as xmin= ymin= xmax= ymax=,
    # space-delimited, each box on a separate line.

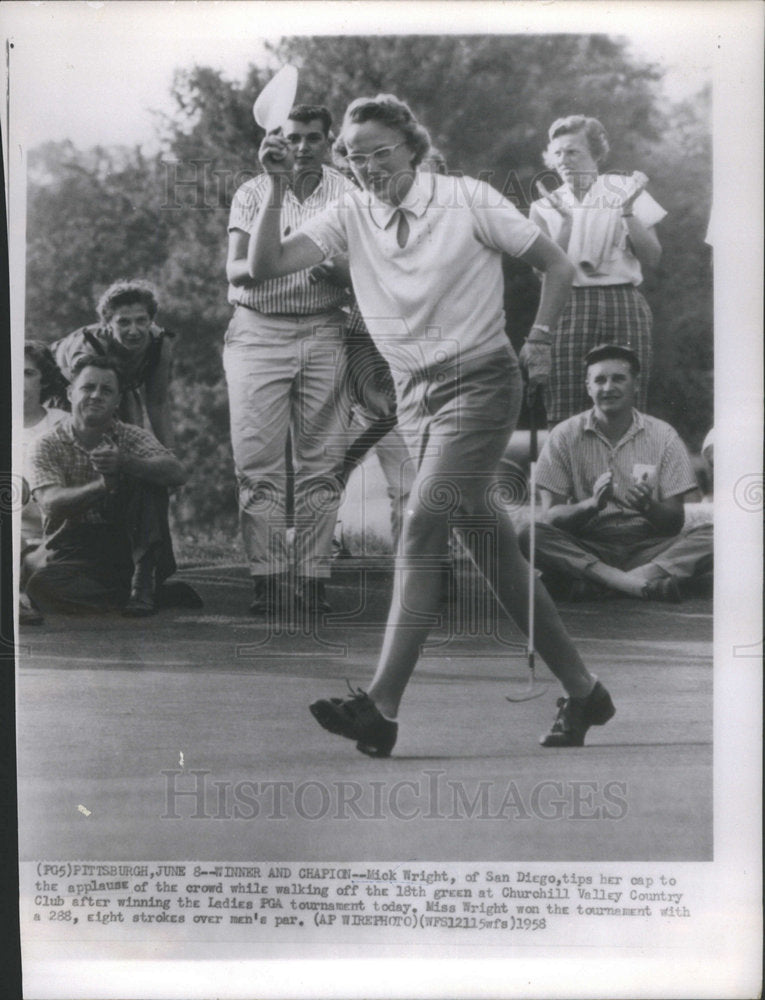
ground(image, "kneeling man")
xmin=522 ymin=344 xmax=712 ymax=602
xmin=24 ymin=354 xmax=201 ymax=616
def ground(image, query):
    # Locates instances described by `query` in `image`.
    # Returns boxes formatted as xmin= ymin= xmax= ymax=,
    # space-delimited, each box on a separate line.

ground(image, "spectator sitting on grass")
xmin=24 ymin=354 xmax=201 ymax=617
xmin=519 ymin=344 xmax=712 ymax=602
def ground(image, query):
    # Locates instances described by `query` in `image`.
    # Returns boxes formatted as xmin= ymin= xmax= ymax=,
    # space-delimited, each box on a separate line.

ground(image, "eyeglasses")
xmin=285 ymin=132 xmax=326 ymax=145
xmin=345 ymin=142 xmax=406 ymax=168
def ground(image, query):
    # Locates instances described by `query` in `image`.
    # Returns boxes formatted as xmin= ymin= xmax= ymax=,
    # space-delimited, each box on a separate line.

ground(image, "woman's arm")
xmin=623 ymin=216 xmax=662 ymax=271
xmin=246 ymin=176 xmax=324 ymax=280
xmin=517 ymin=234 xmax=575 ymax=389
xmin=246 ymin=134 xmax=325 ymax=280
xmin=520 ymin=234 xmax=576 ymax=329
xmin=532 ymin=182 xmax=573 ymax=253
xmin=619 ymin=172 xmax=662 ymax=271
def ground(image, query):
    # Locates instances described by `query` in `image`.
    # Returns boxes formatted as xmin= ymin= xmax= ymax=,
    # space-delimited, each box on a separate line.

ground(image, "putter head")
xmin=505 ymin=649 xmax=549 ymax=702
xmin=505 ymin=684 xmax=548 ymax=703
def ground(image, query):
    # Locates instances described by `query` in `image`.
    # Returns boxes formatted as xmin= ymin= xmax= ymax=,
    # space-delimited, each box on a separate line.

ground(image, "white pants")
xmin=223 ymin=305 xmax=351 ymax=578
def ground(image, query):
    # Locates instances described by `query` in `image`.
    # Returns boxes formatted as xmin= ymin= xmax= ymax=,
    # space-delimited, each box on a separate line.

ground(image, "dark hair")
xmin=70 ymin=353 xmax=125 ymax=391
xmin=96 ymin=279 xmax=158 ymax=325
xmin=288 ymin=104 xmax=332 ymax=137
xmin=330 ymin=135 xmax=357 ymax=182
xmin=24 ymin=341 xmax=69 ymax=405
xmin=543 ymin=115 xmax=610 ymax=169
xmin=584 ymin=343 xmax=640 ymax=376
xmin=341 ymin=94 xmax=431 ymax=168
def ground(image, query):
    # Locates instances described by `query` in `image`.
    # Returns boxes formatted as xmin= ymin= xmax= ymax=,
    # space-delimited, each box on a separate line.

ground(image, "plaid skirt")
xmin=545 ymin=285 xmax=653 ymax=423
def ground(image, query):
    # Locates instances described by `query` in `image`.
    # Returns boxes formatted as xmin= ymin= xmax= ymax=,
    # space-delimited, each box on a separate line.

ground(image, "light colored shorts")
xmin=395 ymin=346 xmax=523 ymax=520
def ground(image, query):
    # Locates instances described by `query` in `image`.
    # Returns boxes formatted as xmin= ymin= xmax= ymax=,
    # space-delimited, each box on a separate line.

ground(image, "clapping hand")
xmin=620 ymin=171 xmax=649 ymax=213
xmin=535 ymin=179 xmax=572 ymax=219
xmin=623 ymin=477 xmax=653 ymax=514
xmin=592 ymin=471 xmax=614 ymax=510
xmin=90 ymin=440 xmax=121 ymax=490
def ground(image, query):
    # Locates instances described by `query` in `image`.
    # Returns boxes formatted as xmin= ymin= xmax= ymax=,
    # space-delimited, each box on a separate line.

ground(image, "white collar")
xmin=561 ymin=173 xmax=636 ymax=208
xmin=365 ymin=171 xmax=434 ymax=229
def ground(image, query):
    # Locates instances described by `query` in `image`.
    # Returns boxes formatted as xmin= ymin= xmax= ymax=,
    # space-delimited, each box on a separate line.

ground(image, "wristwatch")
xmin=527 ymin=323 xmax=552 ymax=345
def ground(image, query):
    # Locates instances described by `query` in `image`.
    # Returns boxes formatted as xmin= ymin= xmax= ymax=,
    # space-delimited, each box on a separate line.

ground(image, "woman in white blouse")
xmin=530 ymin=115 xmax=667 ymax=424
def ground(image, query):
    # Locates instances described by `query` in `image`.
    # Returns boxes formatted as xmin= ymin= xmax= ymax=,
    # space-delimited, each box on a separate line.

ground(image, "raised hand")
xmin=259 ymin=129 xmax=294 ymax=176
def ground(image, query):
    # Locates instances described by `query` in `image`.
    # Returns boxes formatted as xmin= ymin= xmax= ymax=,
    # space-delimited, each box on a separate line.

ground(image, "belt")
xmin=573 ymin=283 xmax=636 ymax=290
xmin=235 ymin=302 xmax=341 ymax=320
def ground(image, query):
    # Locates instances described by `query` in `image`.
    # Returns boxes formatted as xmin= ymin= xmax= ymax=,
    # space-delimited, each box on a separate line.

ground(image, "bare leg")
xmin=365 ymin=358 xmax=595 ymax=719
xmin=461 ymin=514 xmax=594 ymax=696
xmin=373 ymin=428 xmax=415 ymax=552
xmin=366 ymin=505 xmax=450 ymax=717
xmin=522 ymin=521 xmax=680 ymax=598
xmin=584 ymin=560 xmax=648 ymax=596
xmin=368 ymin=504 xmax=595 ymax=718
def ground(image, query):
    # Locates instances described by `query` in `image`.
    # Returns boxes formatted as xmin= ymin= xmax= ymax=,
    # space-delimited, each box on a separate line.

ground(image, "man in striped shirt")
xmin=225 ymin=105 xmax=354 ymax=615
xmin=524 ymin=344 xmax=712 ymax=602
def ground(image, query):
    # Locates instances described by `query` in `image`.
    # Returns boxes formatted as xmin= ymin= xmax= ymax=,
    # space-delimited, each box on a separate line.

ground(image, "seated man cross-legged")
xmin=521 ymin=343 xmax=712 ymax=602
xmin=24 ymin=354 xmax=201 ymax=617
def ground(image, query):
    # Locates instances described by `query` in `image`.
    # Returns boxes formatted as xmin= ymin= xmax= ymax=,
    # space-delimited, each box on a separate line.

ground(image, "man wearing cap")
xmin=521 ymin=344 xmax=712 ymax=602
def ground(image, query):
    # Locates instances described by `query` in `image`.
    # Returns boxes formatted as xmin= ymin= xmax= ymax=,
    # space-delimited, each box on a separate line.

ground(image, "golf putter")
xmin=505 ymin=383 xmax=547 ymax=702
xmin=253 ymin=64 xmax=299 ymax=132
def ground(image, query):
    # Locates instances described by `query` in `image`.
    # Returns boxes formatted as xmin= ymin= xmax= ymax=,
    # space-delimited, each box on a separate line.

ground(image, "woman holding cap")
xmin=530 ymin=115 xmax=666 ymax=424
xmin=247 ymin=93 xmax=616 ymax=755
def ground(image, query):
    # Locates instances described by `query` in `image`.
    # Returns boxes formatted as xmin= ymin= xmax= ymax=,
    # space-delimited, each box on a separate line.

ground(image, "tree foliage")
xmin=23 ymin=34 xmax=713 ymax=529
xmin=643 ymin=86 xmax=713 ymax=447
xmin=25 ymin=142 xmax=172 ymax=341
xmin=272 ymin=34 xmax=664 ymax=188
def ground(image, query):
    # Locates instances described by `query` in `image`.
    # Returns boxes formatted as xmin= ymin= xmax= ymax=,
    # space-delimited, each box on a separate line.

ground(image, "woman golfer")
xmin=248 ymin=94 xmax=615 ymax=754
